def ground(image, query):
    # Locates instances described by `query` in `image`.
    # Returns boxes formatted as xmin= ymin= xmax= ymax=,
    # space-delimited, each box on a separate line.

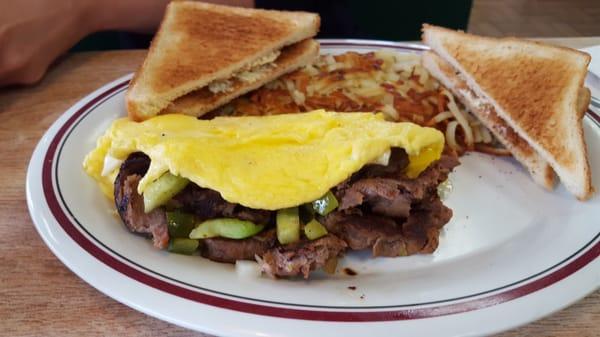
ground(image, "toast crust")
xmin=127 ymin=1 xmax=319 ymax=121
xmin=423 ymin=24 xmax=593 ymax=200
xmin=163 ymin=39 xmax=320 ymax=117
xmin=422 ymin=51 xmax=556 ymax=190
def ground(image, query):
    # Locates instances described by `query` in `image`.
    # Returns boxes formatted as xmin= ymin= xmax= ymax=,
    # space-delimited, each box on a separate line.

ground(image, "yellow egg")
xmin=83 ymin=110 xmax=444 ymax=210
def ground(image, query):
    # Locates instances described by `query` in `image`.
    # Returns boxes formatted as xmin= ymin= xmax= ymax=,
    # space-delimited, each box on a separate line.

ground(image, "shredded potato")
xmin=443 ymin=89 xmax=474 ymax=150
xmin=446 ymin=121 xmax=461 ymax=152
xmin=428 ymin=111 xmax=453 ymax=125
xmin=213 ymin=50 xmax=507 ymax=156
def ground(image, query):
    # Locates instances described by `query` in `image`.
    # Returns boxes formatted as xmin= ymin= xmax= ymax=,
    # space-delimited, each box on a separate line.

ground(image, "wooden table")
xmin=2 ymin=37 xmax=599 ymax=337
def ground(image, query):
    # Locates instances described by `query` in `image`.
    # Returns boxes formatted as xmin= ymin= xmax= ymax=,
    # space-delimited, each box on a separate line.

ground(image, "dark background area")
xmin=72 ymin=0 xmax=600 ymax=52
xmin=72 ymin=0 xmax=472 ymax=51
xmin=255 ymin=0 xmax=473 ymax=41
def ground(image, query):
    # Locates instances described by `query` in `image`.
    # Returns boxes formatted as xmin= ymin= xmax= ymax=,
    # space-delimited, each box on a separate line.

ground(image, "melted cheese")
xmin=83 ymin=110 xmax=444 ymax=210
xmin=208 ymin=50 xmax=281 ymax=94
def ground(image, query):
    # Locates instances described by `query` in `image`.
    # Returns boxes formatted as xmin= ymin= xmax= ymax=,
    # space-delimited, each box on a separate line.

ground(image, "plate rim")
xmin=27 ymin=39 xmax=600 ymax=336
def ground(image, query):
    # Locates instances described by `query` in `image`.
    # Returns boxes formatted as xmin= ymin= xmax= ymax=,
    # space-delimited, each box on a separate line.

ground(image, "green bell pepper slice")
xmin=143 ymin=172 xmax=189 ymax=213
xmin=276 ymin=207 xmax=300 ymax=244
xmin=168 ymin=238 xmax=199 ymax=255
xmin=304 ymin=219 xmax=328 ymax=240
xmin=311 ymin=191 xmax=339 ymax=216
xmin=189 ymin=218 xmax=264 ymax=239
xmin=166 ymin=210 xmax=196 ymax=238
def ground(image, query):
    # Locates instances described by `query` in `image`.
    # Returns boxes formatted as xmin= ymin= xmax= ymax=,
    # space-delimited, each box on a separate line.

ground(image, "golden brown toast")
xmin=423 ymin=24 xmax=593 ymax=200
xmin=577 ymin=87 xmax=591 ymax=119
xmin=127 ymin=1 xmax=320 ymax=121
xmin=422 ymin=51 xmax=557 ymax=190
xmin=163 ymin=39 xmax=319 ymax=117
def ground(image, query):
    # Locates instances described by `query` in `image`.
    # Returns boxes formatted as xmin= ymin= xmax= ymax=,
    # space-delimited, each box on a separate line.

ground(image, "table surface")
xmin=1 ymin=37 xmax=599 ymax=337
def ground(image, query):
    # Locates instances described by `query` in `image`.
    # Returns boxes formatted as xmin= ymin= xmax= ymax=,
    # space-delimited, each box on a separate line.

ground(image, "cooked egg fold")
xmin=83 ymin=110 xmax=444 ymax=210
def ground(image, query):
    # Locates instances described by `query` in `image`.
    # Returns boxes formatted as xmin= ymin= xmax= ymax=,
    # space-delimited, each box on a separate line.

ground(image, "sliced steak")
xmin=173 ymin=184 xmax=273 ymax=224
xmin=360 ymin=151 xmax=458 ymax=182
xmin=201 ymin=229 xmax=277 ymax=263
xmin=324 ymin=198 xmax=451 ymax=257
xmin=324 ymin=154 xmax=459 ymax=257
xmin=337 ymin=178 xmax=412 ymax=218
xmin=359 ymin=147 xmax=410 ymax=178
xmin=402 ymin=197 xmax=452 ymax=254
xmin=323 ymin=212 xmax=409 ymax=257
xmin=379 ymin=155 xmax=460 ymax=199
xmin=259 ymin=235 xmax=347 ymax=279
xmin=335 ymin=155 xmax=458 ymax=220
xmin=173 ymin=185 xmax=234 ymax=218
xmin=114 ymin=153 xmax=169 ymax=249
xmin=114 ymin=152 xmax=150 ymax=178
xmin=112 ymin=149 xmax=458 ymax=272
xmin=333 ymin=148 xmax=409 ymax=195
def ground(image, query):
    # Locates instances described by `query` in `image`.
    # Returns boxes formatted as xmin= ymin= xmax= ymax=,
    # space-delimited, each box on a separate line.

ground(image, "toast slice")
xmin=126 ymin=1 xmax=320 ymax=121
xmin=422 ymin=51 xmax=556 ymax=190
xmin=422 ymin=24 xmax=593 ymax=200
xmin=163 ymin=39 xmax=319 ymax=117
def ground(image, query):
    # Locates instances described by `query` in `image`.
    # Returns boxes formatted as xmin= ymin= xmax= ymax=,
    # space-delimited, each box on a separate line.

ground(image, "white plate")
xmin=27 ymin=40 xmax=600 ymax=337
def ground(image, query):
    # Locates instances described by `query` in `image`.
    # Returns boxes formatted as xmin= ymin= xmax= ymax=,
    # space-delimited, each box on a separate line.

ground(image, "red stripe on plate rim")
xmin=40 ymin=43 xmax=600 ymax=322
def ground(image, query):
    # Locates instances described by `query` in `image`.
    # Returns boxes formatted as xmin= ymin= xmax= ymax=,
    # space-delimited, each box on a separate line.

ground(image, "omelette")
xmin=84 ymin=110 xmax=458 ymax=278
